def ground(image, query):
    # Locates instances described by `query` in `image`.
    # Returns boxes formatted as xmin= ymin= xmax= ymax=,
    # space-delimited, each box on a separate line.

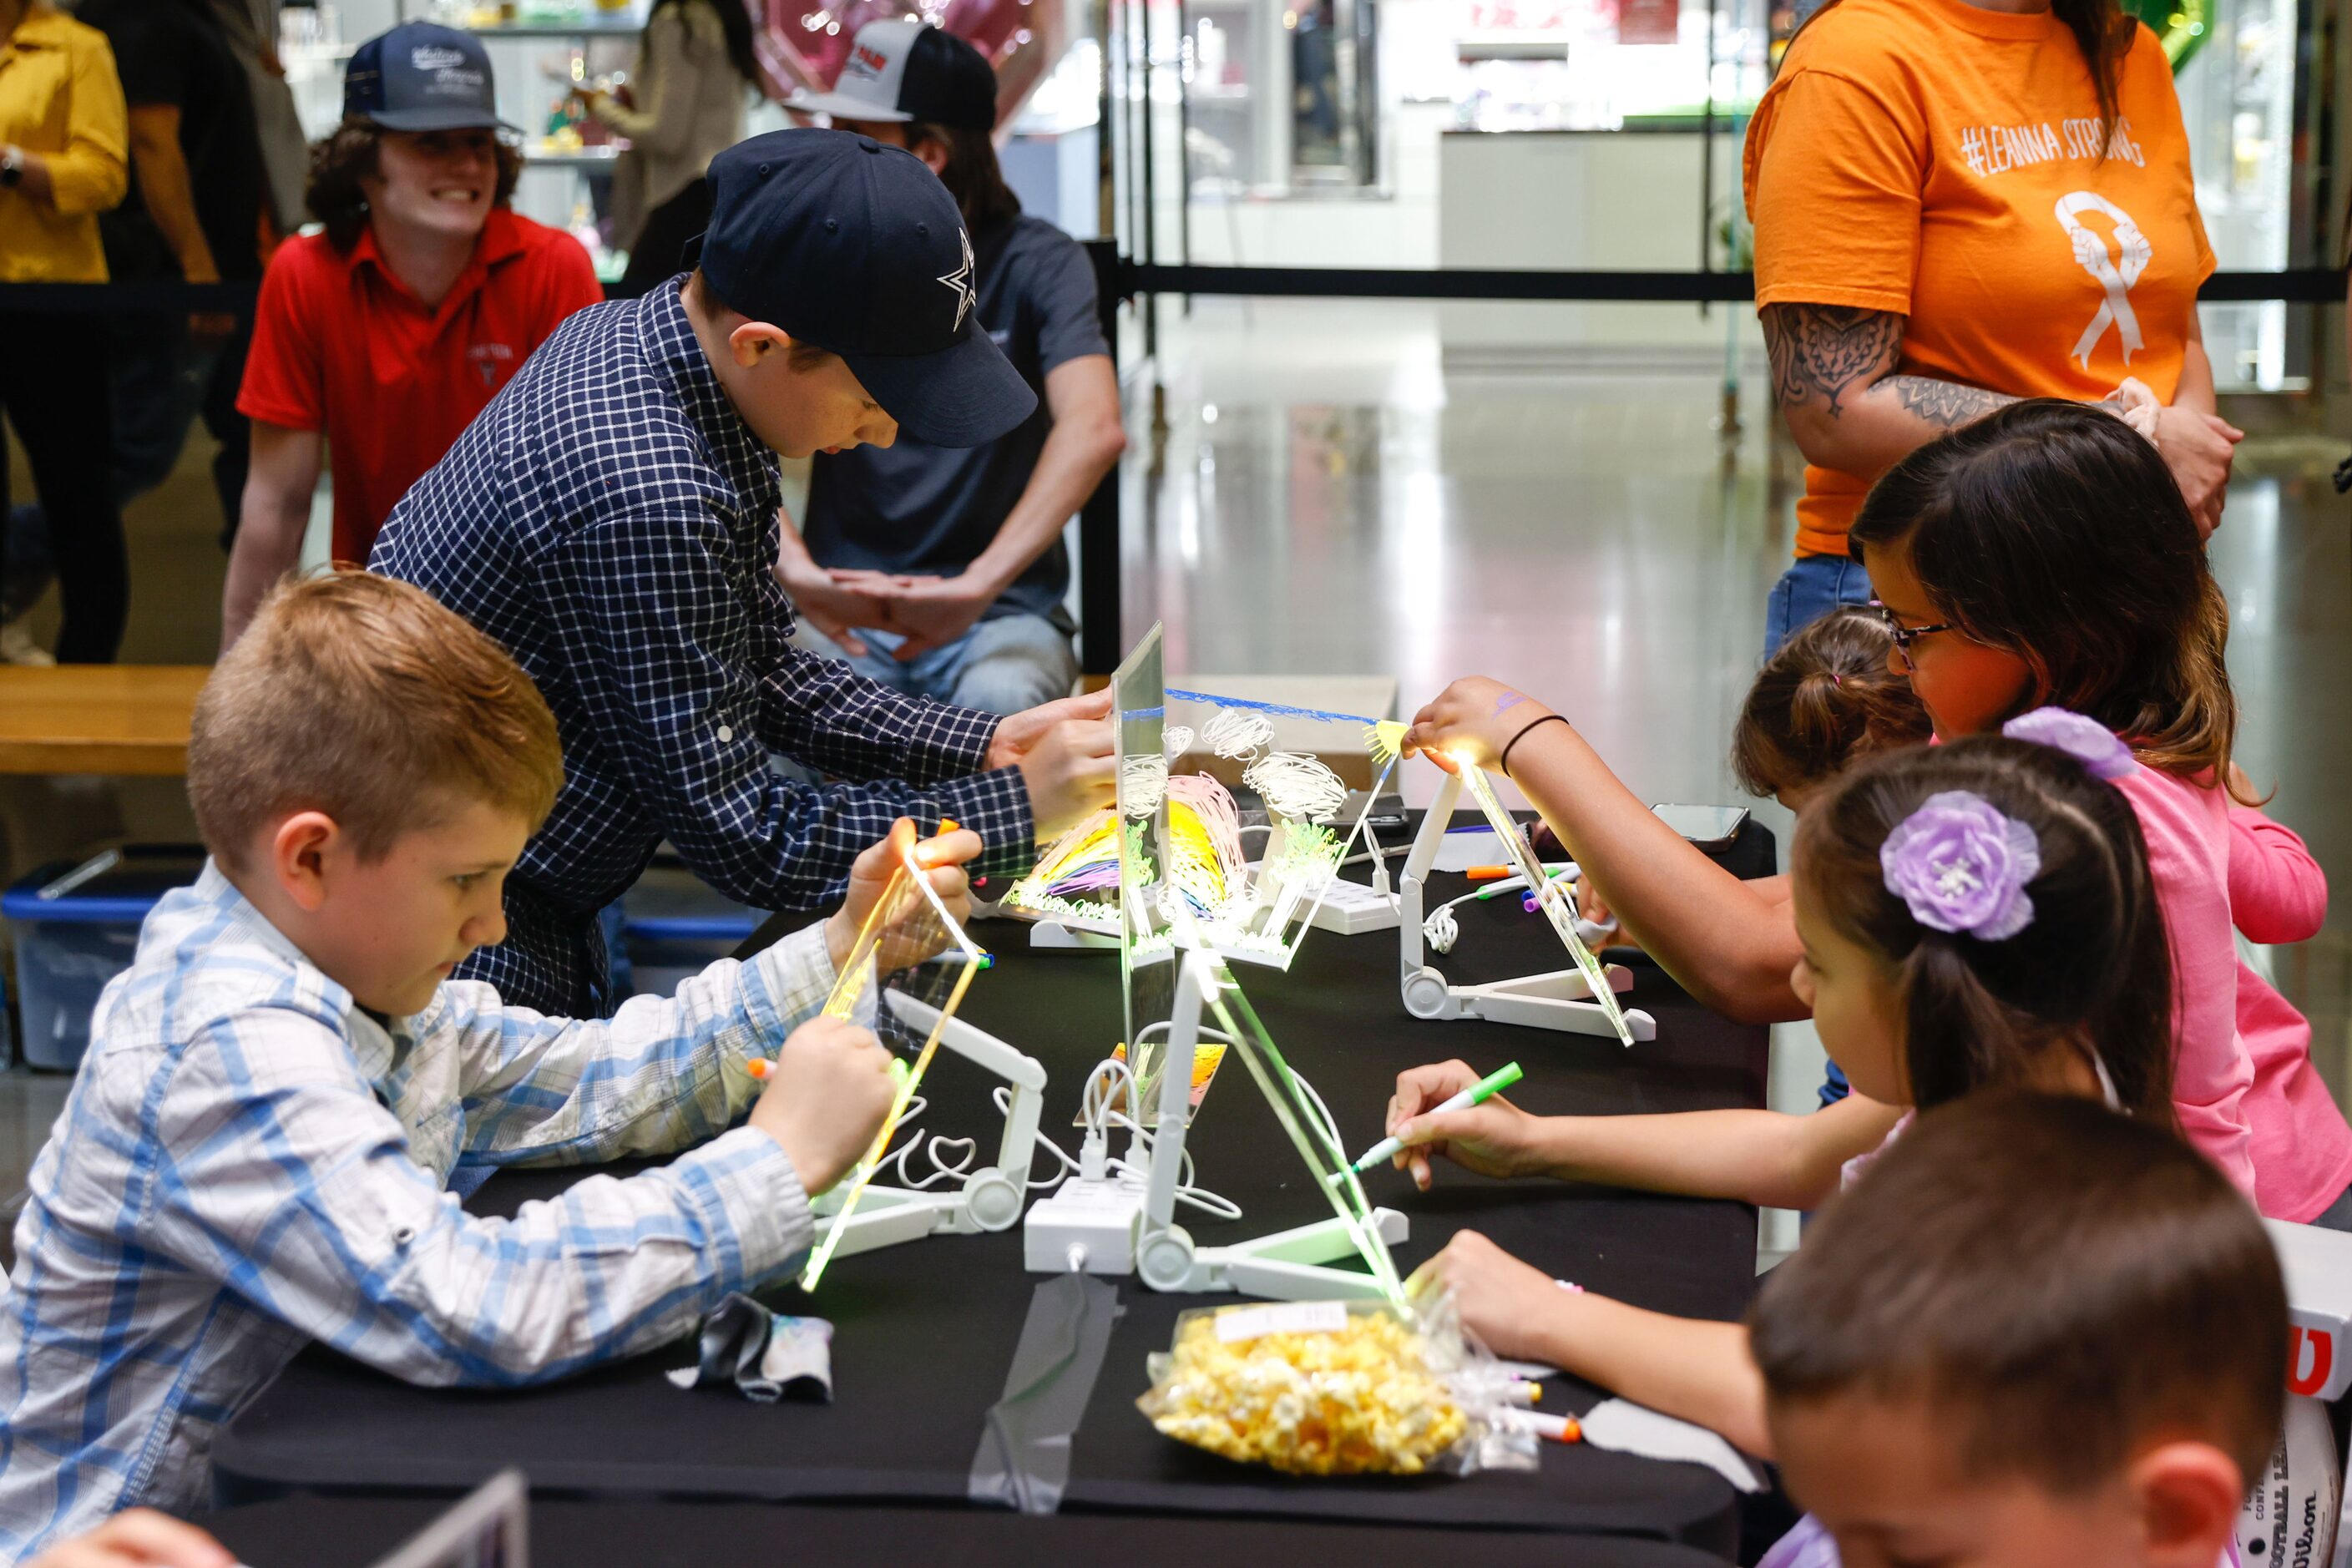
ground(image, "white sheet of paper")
xmin=1581 ymin=1399 xmax=1767 ymax=1493
xmin=1433 ymin=826 xmax=1505 ymax=873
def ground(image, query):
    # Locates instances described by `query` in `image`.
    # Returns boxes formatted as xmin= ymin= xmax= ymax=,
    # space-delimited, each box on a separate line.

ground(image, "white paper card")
xmin=1216 ymin=1301 xmax=1349 ymax=1343
xmin=1581 ymin=1399 xmax=1768 ymax=1494
xmin=1434 ymin=827 xmax=1506 ymax=874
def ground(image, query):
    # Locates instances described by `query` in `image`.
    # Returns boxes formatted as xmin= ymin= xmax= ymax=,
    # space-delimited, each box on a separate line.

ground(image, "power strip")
xmin=1024 ymin=1169 xmax=1150 ymax=1275
xmin=1307 ymin=876 xmax=1399 ymax=935
xmin=1242 ymin=860 xmax=1400 ymax=936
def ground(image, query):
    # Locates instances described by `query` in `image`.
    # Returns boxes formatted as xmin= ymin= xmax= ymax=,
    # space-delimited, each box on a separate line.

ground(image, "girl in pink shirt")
xmin=1382 ymin=731 xmax=2177 ymax=1462
xmin=1848 ymin=398 xmax=2352 ymax=1222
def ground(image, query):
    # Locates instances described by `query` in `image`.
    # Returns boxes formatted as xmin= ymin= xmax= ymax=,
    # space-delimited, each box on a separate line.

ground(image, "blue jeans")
xmin=1766 ymin=554 xmax=1875 ymax=1107
xmin=795 ymin=611 xmax=1079 ymax=716
xmin=1763 ymin=552 xmax=1875 ymax=659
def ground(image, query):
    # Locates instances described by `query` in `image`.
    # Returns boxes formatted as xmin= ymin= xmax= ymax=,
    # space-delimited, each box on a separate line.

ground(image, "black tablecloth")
xmin=215 ymin=819 xmax=1774 ymax=1552
xmin=196 ymin=1495 xmax=1735 ymax=1568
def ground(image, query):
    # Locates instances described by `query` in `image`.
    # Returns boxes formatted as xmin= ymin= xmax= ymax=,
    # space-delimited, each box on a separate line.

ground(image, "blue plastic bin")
xmin=3 ymin=847 xmax=207 ymax=1070
xmin=620 ymin=857 xmax=766 ymax=1002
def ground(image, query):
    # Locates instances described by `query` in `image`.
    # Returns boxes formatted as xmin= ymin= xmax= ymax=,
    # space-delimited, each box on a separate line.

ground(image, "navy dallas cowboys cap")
xmin=689 ymin=128 xmax=1034 ymax=448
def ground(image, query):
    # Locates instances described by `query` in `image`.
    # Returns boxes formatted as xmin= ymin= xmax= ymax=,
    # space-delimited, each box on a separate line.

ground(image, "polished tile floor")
xmin=4 ymin=296 xmax=2350 ymax=1220
xmin=1115 ymin=296 xmax=2352 ymax=1110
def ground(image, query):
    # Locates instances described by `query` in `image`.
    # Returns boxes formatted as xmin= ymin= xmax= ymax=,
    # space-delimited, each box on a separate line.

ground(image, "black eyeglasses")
xmin=1871 ymin=601 xmax=1950 ymax=668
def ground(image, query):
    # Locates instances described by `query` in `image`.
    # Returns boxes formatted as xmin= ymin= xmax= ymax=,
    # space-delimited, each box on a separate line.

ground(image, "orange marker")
xmin=1465 ymin=865 xmax=1512 ymax=882
xmin=1519 ymin=1411 xmax=1580 ymax=1444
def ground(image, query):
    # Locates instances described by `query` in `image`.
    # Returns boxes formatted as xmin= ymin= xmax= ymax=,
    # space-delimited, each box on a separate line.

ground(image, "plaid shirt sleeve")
xmin=145 ymin=1012 xmax=813 ymax=1388
xmin=537 ymin=505 xmax=1036 ymax=910
xmin=447 ymin=923 xmax=857 ymax=1166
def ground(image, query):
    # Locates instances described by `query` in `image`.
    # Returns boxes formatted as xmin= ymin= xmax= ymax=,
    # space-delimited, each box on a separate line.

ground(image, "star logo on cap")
xmin=937 ymin=229 xmax=976 ymax=334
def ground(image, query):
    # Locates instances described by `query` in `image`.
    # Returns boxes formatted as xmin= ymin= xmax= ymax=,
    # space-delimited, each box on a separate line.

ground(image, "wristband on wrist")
xmin=1498 ymin=713 xmax=1571 ymax=777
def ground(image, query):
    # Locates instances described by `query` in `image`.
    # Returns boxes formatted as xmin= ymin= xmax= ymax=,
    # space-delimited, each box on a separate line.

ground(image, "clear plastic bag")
xmin=1137 ymin=1292 xmax=1538 ymax=1477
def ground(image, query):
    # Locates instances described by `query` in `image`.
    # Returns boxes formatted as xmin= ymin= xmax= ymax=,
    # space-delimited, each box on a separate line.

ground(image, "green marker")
xmin=1347 ymin=1061 xmax=1524 ymax=1173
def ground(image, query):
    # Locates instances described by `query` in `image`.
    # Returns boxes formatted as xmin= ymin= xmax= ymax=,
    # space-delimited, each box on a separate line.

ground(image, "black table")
xmin=196 ymin=1495 xmax=1735 ymax=1568
xmin=215 ymin=820 xmax=1773 ymax=1552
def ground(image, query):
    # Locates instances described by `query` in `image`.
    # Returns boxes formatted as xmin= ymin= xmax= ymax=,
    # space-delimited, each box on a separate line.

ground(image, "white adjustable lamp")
xmin=1129 ymin=953 xmax=1408 ymax=1302
xmin=1397 ymin=766 xmax=1657 ymax=1042
xmin=805 ymin=989 xmax=1050 ymax=1259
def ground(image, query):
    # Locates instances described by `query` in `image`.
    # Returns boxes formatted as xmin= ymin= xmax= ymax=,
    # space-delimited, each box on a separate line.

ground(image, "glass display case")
xmin=1452 ymin=0 xmax=1769 ymax=133
xmin=1178 ymin=0 xmax=1379 ymax=194
xmin=2172 ymin=0 xmax=2301 ymax=390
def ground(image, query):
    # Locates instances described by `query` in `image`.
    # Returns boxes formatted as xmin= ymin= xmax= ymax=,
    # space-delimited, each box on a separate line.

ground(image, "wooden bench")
xmin=0 ymin=666 xmax=210 ymax=776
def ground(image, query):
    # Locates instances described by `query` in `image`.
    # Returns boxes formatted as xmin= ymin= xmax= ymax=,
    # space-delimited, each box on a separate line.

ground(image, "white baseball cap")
xmin=785 ymin=19 xmax=997 ymax=131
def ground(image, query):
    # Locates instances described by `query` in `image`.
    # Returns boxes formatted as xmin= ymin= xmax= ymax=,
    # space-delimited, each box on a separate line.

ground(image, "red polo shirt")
xmin=237 ymin=208 xmax=604 ymax=564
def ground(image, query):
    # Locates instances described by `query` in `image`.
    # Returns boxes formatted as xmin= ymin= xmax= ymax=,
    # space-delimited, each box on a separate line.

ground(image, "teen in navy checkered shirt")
xmin=373 ymin=129 xmax=1114 ymax=1017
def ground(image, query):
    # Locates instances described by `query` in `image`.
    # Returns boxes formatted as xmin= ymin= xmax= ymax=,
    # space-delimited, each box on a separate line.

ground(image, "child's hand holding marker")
xmin=825 ymin=817 xmax=985 ymax=976
xmin=1379 ymin=1060 xmax=1541 ymax=1191
xmin=1400 ymin=676 xmax=1565 ymax=776
xmin=746 ymin=1016 xmax=899 ymax=1196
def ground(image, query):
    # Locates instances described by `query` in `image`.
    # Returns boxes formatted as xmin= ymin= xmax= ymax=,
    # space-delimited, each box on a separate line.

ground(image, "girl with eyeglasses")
xmin=1841 ymin=397 xmax=2349 ymax=1225
xmin=1407 ymin=398 xmax=2348 ymax=1227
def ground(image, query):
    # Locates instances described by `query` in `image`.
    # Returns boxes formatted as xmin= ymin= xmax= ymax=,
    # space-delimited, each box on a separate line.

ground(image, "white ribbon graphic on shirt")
xmin=2054 ymin=191 xmax=2152 ymax=371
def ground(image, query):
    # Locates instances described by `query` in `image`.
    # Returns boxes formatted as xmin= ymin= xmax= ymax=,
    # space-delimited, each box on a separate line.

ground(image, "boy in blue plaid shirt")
xmin=0 ymin=572 xmax=977 ymax=1553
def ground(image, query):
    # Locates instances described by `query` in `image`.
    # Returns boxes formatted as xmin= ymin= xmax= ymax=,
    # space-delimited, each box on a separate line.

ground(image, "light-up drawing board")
xmin=1398 ymin=761 xmax=1657 ymax=1044
xmin=798 ymin=823 xmax=999 ymax=1291
xmin=1129 ymin=953 xmax=1409 ymax=1304
xmin=1004 ymin=627 xmax=1401 ymax=958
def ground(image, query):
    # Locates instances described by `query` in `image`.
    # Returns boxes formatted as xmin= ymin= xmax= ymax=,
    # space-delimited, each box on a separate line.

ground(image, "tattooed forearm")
xmin=1889 ymin=376 xmax=2013 ymax=430
xmin=1762 ymin=304 xmax=1904 ymax=420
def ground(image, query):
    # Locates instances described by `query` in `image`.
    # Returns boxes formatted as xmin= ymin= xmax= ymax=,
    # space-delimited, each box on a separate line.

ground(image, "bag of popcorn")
xmin=1137 ymin=1294 xmax=1536 ymax=1476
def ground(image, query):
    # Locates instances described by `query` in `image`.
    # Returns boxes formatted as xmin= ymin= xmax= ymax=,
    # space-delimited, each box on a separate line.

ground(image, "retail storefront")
xmin=277 ymin=0 xmax=2329 ymax=386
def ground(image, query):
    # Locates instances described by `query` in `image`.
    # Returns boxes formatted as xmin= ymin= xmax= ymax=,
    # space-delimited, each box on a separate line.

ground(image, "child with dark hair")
xmin=1752 ymin=1091 xmax=2283 ymax=1567
xmin=1391 ymin=728 xmax=2174 ymax=1454
xmin=1851 ymin=397 xmax=2350 ymax=1224
xmin=1731 ymin=605 xmax=1934 ymax=807
xmin=1414 ymin=610 xmax=1930 ymax=1031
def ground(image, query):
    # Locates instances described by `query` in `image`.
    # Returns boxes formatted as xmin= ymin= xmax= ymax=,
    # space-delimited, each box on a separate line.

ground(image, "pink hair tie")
xmin=1830 ymin=672 xmax=1844 ymax=687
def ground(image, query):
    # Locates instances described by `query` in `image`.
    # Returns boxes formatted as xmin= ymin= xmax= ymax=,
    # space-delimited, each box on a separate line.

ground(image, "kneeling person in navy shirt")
xmin=373 ymin=128 xmax=1113 ymax=1019
xmin=780 ymin=22 xmax=1125 ymax=714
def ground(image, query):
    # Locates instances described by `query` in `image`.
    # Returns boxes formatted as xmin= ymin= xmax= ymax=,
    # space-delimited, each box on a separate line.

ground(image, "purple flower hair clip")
xmin=2001 ymin=707 xmax=2137 ymax=781
xmin=1880 ymin=791 xmax=2041 ymax=941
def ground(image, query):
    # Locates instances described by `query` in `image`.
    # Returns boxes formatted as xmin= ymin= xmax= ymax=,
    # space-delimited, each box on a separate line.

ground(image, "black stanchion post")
xmin=1079 ymin=240 xmax=1126 ymax=678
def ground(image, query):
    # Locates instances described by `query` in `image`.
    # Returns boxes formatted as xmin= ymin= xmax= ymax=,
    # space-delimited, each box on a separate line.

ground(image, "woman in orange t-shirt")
xmin=1744 ymin=0 xmax=2238 ymax=653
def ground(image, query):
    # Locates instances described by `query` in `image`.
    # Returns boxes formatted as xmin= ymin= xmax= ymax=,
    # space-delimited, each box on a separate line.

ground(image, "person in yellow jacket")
xmin=0 ymin=0 xmax=129 ymax=664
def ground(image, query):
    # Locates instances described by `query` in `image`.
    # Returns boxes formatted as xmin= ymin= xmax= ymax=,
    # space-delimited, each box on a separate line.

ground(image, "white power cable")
xmin=1071 ymin=1039 xmax=1243 ymax=1222
xmin=1420 ymin=880 xmax=1524 ymax=954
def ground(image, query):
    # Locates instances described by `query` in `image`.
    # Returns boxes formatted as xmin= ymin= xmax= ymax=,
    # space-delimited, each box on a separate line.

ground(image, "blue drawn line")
xmin=1121 ymin=688 xmax=1383 ymax=726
